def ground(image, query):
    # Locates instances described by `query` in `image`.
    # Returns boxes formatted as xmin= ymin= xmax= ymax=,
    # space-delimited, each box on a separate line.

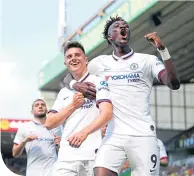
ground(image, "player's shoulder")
xmin=58 ymin=87 xmax=71 ymax=96
xmin=17 ymin=121 xmax=31 ymax=133
xmin=90 ymin=55 xmax=111 ymax=64
xmin=134 ymin=52 xmax=157 ymax=60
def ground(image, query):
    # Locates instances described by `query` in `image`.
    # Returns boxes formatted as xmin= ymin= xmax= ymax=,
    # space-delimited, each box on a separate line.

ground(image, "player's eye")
xmin=114 ymin=24 xmax=119 ymax=28
xmin=75 ymin=53 xmax=80 ymax=57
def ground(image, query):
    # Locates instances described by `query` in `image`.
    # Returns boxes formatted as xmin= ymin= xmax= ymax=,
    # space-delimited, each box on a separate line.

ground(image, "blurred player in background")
xmin=12 ymin=99 xmax=62 ymax=176
xmin=45 ymin=41 xmax=112 ymax=176
xmin=63 ymin=16 xmax=180 ymax=176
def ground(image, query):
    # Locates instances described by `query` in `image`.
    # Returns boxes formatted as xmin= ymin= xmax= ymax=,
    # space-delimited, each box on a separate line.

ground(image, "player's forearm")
xmin=81 ymin=103 xmax=112 ymax=135
xmin=158 ymin=47 xmax=180 ymax=90
xmin=12 ymin=142 xmax=26 ymax=158
xmin=45 ymin=104 xmax=77 ymax=130
xmin=161 ymin=59 xmax=180 ymax=90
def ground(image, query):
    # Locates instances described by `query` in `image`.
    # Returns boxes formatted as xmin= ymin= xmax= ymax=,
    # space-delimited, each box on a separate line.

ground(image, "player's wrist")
xmin=81 ymin=128 xmax=90 ymax=136
xmin=69 ymin=103 xmax=78 ymax=111
xmin=22 ymin=139 xmax=27 ymax=144
xmin=157 ymin=47 xmax=171 ymax=61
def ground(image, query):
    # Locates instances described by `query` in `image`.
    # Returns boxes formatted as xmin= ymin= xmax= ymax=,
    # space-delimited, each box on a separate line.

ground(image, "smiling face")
xmin=108 ymin=20 xmax=130 ymax=47
xmin=64 ymin=47 xmax=88 ymax=80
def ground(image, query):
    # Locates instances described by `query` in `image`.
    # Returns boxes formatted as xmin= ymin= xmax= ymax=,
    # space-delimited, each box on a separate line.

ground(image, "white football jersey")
xmin=50 ymin=72 xmax=111 ymax=161
xmin=88 ymin=50 xmax=165 ymax=136
xmin=14 ymin=120 xmax=62 ymax=176
xmin=158 ymin=139 xmax=168 ymax=160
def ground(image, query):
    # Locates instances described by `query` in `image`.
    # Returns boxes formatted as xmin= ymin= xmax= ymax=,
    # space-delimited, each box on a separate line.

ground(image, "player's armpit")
xmin=159 ymin=59 xmax=180 ymax=90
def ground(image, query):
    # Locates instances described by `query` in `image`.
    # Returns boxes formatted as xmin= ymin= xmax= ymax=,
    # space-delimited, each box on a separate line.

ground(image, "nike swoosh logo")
xmin=104 ymin=68 xmax=111 ymax=71
xmin=150 ymin=169 xmax=155 ymax=172
xmin=64 ymin=97 xmax=68 ymax=100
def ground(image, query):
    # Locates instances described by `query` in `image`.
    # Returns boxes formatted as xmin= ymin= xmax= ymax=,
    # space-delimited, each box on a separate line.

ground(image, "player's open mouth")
xmin=70 ymin=62 xmax=79 ymax=66
xmin=120 ymin=29 xmax=127 ymax=37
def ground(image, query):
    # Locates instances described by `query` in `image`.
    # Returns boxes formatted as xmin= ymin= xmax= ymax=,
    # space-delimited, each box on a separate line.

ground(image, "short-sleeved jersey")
xmin=88 ymin=50 xmax=165 ymax=136
xmin=14 ymin=120 xmax=62 ymax=176
xmin=50 ymin=72 xmax=111 ymax=161
xmin=157 ymin=139 xmax=168 ymax=160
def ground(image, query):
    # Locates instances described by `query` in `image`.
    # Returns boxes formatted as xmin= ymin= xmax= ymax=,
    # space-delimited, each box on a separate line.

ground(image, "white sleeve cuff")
xmin=70 ymin=80 xmax=77 ymax=89
xmin=157 ymin=47 xmax=171 ymax=61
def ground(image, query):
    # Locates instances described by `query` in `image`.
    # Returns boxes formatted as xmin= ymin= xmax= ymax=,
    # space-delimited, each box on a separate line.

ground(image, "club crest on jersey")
xmin=130 ymin=63 xmax=138 ymax=70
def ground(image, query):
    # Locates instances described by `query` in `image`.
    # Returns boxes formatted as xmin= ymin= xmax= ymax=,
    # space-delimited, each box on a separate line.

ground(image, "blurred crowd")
xmin=3 ymin=156 xmax=26 ymax=175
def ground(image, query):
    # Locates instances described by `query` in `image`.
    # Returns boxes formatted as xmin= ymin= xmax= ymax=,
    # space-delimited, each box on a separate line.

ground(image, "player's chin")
xmin=69 ymin=66 xmax=80 ymax=72
xmin=119 ymin=40 xmax=129 ymax=46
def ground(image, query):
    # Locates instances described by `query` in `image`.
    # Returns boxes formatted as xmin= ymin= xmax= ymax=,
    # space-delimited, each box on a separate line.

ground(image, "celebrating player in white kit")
xmin=12 ymin=99 xmax=62 ymax=176
xmin=45 ymin=41 xmax=112 ymax=176
xmin=63 ymin=16 xmax=180 ymax=176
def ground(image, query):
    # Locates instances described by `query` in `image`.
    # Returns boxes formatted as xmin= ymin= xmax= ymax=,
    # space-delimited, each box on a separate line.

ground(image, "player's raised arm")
xmin=45 ymin=92 xmax=85 ymax=130
xmin=145 ymin=32 xmax=180 ymax=90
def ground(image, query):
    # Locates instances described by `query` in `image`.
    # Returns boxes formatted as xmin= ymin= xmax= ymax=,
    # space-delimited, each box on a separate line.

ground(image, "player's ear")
xmin=64 ymin=58 xmax=67 ymax=65
xmin=108 ymin=34 xmax=112 ymax=42
xmin=85 ymin=56 xmax=88 ymax=65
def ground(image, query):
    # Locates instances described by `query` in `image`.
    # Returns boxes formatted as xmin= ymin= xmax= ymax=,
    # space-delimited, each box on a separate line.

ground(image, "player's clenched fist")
xmin=71 ymin=92 xmax=85 ymax=109
xmin=144 ymin=32 xmax=165 ymax=50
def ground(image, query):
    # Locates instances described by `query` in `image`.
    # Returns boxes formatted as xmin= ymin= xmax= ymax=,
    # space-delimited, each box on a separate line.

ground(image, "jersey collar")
xmin=112 ymin=48 xmax=134 ymax=61
xmin=32 ymin=119 xmax=44 ymax=126
xmin=78 ymin=71 xmax=90 ymax=82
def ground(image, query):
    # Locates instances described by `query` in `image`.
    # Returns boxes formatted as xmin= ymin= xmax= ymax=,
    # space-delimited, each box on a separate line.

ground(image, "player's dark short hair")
xmin=63 ymin=41 xmax=85 ymax=54
xmin=32 ymin=99 xmax=46 ymax=110
xmin=103 ymin=15 xmax=125 ymax=44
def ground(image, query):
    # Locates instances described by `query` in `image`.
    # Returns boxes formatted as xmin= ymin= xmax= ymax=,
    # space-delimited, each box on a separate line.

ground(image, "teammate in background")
xmin=12 ymin=99 xmax=62 ymax=176
xmin=45 ymin=41 xmax=112 ymax=176
xmin=63 ymin=16 xmax=180 ymax=176
xmin=158 ymin=139 xmax=168 ymax=166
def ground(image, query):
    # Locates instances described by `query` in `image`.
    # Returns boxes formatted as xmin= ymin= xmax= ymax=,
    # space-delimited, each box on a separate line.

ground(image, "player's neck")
xmin=34 ymin=117 xmax=46 ymax=125
xmin=71 ymin=69 xmax=88 ymax=81
xmin=113 ymin=45 xmax=131 ymax=57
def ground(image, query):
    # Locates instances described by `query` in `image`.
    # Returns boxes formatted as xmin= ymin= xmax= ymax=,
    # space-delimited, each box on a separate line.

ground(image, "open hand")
xmin=54 ymin=135 xmax=61 ymax=145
